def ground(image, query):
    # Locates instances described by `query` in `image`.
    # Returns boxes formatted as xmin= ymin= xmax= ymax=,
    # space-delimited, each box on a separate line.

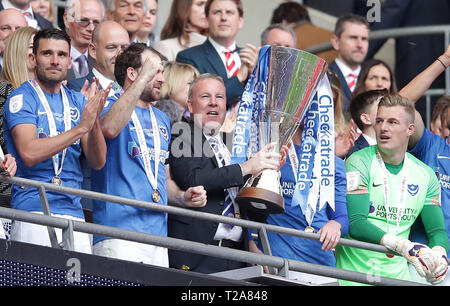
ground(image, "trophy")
xmin=235 ymin=46 xmax=327 ymax=219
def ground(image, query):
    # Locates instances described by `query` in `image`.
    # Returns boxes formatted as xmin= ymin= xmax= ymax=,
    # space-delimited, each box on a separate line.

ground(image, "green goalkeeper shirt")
xmin=336 ymin=145 xmax=447 ymax=285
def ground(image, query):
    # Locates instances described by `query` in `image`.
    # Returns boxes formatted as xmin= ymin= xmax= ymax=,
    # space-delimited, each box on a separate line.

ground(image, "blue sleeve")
xmin=327 ymin=156 xmax=349 ymax=235
xmin=100 ymin=94 xmax=120 ymax=117
xmin=4 ymin=87 xmax=39 ymax=130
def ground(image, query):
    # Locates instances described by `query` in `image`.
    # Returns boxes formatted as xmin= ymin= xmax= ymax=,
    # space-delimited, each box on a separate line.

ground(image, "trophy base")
xmin=236 ymin=187 xmax=284 ymax=222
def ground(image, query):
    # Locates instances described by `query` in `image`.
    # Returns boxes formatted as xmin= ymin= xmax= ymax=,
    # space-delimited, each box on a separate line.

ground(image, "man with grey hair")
xmin=63 ymin=0 xmax=105 ymax=81
xmin=168 ymin=73 xmax=286 ymax=273
xmin=105 ymin=0 xmax=146 ymax=43
xmin=260 ymin=23 xmax=296 ymax=48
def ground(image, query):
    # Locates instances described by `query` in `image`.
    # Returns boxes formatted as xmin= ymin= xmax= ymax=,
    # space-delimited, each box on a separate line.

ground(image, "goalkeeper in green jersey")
xmin=336 ymin=94 xmax=449 ymax=286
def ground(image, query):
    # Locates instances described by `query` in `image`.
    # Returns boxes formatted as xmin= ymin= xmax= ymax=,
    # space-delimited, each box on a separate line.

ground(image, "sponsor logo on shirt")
xmin=437 ymin=171 xmax=450 ymax=190
xmin=127 ymin=141 xmax=169 ymax=163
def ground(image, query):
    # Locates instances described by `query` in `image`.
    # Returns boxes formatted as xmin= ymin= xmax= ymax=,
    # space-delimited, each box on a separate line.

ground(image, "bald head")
xmin=0 ymin=9 xmax=28 ymax=55
xmin=90 ymin=20 xmax=130 ymax=79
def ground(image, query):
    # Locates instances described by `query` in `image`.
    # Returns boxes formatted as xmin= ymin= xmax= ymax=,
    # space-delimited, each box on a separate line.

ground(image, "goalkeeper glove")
xmin=425 ymin=246 xmax=448 ymax=285
xmin=381 ymin=234 xmax=434 ymax=278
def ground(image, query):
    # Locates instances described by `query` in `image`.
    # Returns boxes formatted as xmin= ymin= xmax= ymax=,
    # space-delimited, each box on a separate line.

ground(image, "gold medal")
xmin=52 ymin=176 xmax=62 ymax=186
xmin=152 ymin=190 xmax=160 ymax=202
xmin=304 ymin=226 xmax=315 ymax=233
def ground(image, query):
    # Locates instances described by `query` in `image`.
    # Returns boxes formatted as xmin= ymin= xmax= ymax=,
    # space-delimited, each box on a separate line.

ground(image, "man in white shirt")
xmin=63 ymin=0 xmax=105 ymax=81
xmin=67 ymin=20 xmax=130 ymax=214
xmin=68 ymin=20 xmax=130 ymax=95
xmin=329 ymin=14 xmax=369 ymax=113
xmin=176 ymin=0 xmax=258 ymax=108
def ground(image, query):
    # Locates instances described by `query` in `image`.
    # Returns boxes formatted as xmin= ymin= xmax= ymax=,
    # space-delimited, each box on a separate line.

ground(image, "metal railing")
xmin=306 ymin=25 xmax=450 ymax=129
xmin=0 ymin=175 xmax=426 ymax=286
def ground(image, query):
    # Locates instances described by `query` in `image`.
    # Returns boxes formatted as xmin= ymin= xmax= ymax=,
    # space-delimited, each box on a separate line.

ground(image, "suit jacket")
xmin=176 ymin=39 xmax=244 ymax=108
xmin=328 ymin=60 xmax=352 ymax=114
xmin=66 ymin=54 xmax=95 ymax=83
xmin=67 ymin=70 xmax=96 ymax=92
xmin=168 ymin=121 xmax=249 ymax=273
xmin=345 ymin=134 xmax=370 ymax=160
xmin=0 ymin=3 xmax=53 ymax=30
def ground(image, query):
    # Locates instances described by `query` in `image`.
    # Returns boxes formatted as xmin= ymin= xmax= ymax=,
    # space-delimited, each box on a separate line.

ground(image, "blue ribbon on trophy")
xmin=231 ymin=45 xmax=271 ymax=164
xmin=292 ymin=76 xmax=335 ymax=224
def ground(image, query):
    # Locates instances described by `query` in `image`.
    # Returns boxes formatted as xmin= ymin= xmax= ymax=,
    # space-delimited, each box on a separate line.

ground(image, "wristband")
xmin=437 ymin=58 xmax=448 ymax=69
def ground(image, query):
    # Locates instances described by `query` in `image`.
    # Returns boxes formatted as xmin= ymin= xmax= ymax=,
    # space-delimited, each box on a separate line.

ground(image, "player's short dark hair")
xmin=334 ymin=14 xmax=369 ymax=38
xmin=350 ymin=89 xmax=388 ymax=130
xmin=114 ymin=43 xmax=165 ymax=87
xmin=205 ymin=0 xmax=243 ymax=18
xmin=33 ymin=28 xmax=71 ymax=55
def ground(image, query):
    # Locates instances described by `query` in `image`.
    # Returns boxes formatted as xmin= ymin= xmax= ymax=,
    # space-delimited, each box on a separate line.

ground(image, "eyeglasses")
xmin=71 ymin=16 xmax=100 ymax=28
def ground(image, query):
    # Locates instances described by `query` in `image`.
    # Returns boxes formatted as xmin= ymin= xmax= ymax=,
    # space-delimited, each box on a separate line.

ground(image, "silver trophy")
xmin=235 ymin=46 xmax=327 ymax=218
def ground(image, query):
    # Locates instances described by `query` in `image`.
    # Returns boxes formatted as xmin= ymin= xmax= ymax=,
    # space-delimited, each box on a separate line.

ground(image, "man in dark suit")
xmin=0 ymin=0 xmax=54 ymax=30
xmin=176 ymin=0 xmax=258 ymax=108
xmin=329 ymin=14 xmax=370 ymax=114
xmin=168 ymin=73 xmax=284 ymax=274
xmin=63 ymin=0 xmax=104 ymax=82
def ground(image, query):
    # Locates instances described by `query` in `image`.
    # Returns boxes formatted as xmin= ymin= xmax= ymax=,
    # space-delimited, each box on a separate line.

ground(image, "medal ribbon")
xmin=376 ymin=151 xmax=408 ymax=235
xmin=29 ymin=79 xmax=70 ymax=180
xmin=131 ymin=106 xmax=160 ymax=194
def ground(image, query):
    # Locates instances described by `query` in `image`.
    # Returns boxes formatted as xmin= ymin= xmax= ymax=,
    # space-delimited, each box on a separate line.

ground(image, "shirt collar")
xmin=92 ymin=68 xmax=116 ymax=96
xmin=2 ymin=0 xmax=33 ymax=16
xmin=335 ymin=57 xmax=361 ymax=78
xmin=362 ymin=133 xmax=377 ymax=146
xmin=70 ymin=46 xmax=88 ymax=62
xmin=208 ymin=37 xmax=237 ymax=54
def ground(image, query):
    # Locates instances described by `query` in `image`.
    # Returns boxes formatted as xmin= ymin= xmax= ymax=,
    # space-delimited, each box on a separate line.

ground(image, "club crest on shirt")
xmin=159 ymin=125 xmax=169 ymax=141
xmin=70 ymin=107 xmax=80 ymax=122
xmin=9 ymin=94 xmax=23 ymax=114
xmin=408 ymin=184 xmax=419 ymax=197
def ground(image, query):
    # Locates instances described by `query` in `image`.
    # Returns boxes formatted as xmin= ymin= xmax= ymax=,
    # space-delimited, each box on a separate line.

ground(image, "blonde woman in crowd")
xmin=155 ymin=61 xmax=199 ymax=126
xmin=0 ymin=27 xmax=34 ymax=238
xmin=1 ymin=27 xmax=37 ymax=89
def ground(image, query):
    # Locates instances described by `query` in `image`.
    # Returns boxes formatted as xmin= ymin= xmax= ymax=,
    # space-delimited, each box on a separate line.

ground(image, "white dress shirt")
xmin=204 ymin=133 xmax=243 ymax=242
xmin=208 ymin=37 xmax=241 ymax=78
xmin=335 ymin=57 xmax=361 ymax=92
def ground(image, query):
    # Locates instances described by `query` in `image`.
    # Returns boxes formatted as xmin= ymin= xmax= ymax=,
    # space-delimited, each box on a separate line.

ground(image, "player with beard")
xmin=91 ymin=43 xmax=206 ymax=266
xmin=3 ymin=28 xmax=110 ymax=253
